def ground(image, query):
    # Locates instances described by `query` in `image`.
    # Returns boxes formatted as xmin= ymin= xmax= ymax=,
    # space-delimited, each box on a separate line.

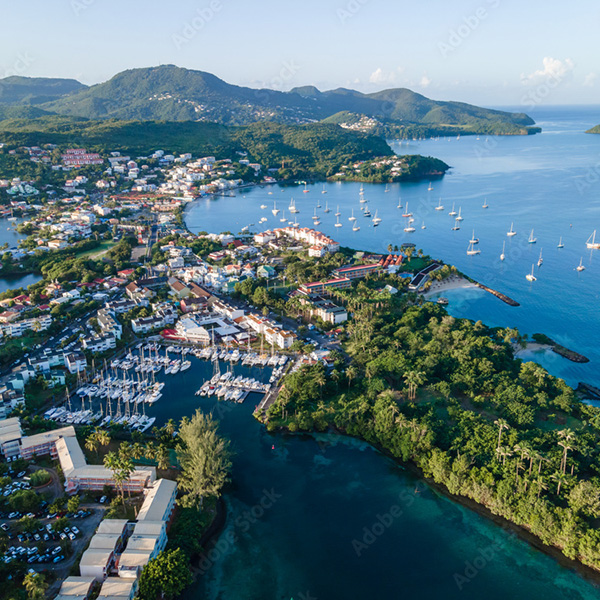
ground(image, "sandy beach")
xmin=421 ymin=275 xmax=478 ymax=296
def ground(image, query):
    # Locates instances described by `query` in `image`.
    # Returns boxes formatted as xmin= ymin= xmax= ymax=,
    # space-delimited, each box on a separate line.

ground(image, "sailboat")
xmin=363 ymin=204 xmax=372 ymax=217
xmin=451 ymin=218 xmax=461 ymax=231
xmin=324 ymin=201 xmax=330 ymax=213
xmin=316 ymin=197 xmax=322 ymax=209
xmin=526 ymin=265 xmax=537 ymax=281
xmin=313 ymin=217 xmax=321 ymax=226
xmin=402 ymin=202 xmax=413 ymax=218
xmin=528 ymin=229 xmax=537 ymax=244
xmin=334 ymin=215 xmax=342 ymax=228
xmin=289 ymin=198 xmax=298 ymax=214
xmin=467 ymin=241 xmax=480 ymax=255
xmin=557 ymin=237 xmax=564 ymax=248
xmin=421 ymin=221 xmax=426 ymax=229
xmin=427 ymin=182 xmax=433 ymax=191
xmin=482 ymin=198 xmax=489 ymax=209
xmin=456 ymin=207 xmax=464 ymax=221
xmin=577 ymin=257 xmax=586 ymax=272
xmin=349 ymin=209 xmax=356 ymax=222
xmin=586 ymin=230 xmax=600 ymax=249
xmin=435 ymin=198 xmax=444 ymax=211
xmin=507 ymin=222 xmax=517 ymax=237
xmin=448 ymin=203 xmax=457 ymax=217
xmin=321 ymin=184 xmax=327 ymax=194
xmin=500 ymin=241 xmax=506 ymax=261
xmin=469 ymin=230 xmax=479 ymax=244
xmin=335 ymin=205 xmax=341 ymax=217
xmin=372 ymin=210 xmax=381 ymax=226
xmin=384 ymin=184 xmax=390 ymax=193
xmin=397 ymin=196 xmax=402 ymax=209
xmin=537 ymin=249 xmax=543 ymax=267
xmin=303 ymin=183 xmax=309 ymax=193
xmin=272 ymin=201 xmax=280 ymax=216
xmin=404 ymin=218 xmax=415 ymax=233
xmin=280 ymin=209 xmax=287 ymax=223
xmin=260 ymin=203 xmax=267 ymax=210
xmin=352 ymin=222 xmax=360 ymax=231
xmin=312 ymin=207 xmax=319 ymax=221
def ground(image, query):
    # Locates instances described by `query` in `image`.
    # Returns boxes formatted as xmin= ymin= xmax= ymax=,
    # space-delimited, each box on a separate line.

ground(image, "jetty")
xmin=476 ymin=283 xmax=520 ymax=307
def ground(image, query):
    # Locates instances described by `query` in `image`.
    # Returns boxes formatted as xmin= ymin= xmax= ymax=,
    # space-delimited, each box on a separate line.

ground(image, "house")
xmin=180 ymin=296 xmax=208 ymax=313
xmin=65 ymin=352 xmax=87 ymax=374
xmin=257 ymin=265 xmax=276 ymax=279
xmin=79 ymin=548 xmax=115 ymax=582
xmin=20 ymin=425 xmax=76 ymax=460
xmin=332 ymin=264 xmax=380 ymax=280
xmin=97 ymin=579 xmax=137 ymax=600
xmin=117 ymin=549 xmax=152 ymax=579
xmin=168 ymin=278 xmax=190 ymax=299
xmin=137 ymin=478 xmax=178 ymax=523
xmin=0 ymin=417 xmax=23 ymax=458
xmin=56 ymin=436 xmax=156 ymax=494
xmin=81 ymin=333 xmax=117 ymax=353
xmin=55 ymin=576 xmax=96 ymax=600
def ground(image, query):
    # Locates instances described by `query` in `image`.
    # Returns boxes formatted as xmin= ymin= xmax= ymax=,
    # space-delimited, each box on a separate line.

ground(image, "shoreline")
xmin=269 ymin=425 xmax=600 ymax=588
xmin=421 ymin=275 xmax=478 ymax=297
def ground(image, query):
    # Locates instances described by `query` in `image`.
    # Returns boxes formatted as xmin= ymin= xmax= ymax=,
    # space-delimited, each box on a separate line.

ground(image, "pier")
xmin=476 ymin=283 xmax=520 ymax=307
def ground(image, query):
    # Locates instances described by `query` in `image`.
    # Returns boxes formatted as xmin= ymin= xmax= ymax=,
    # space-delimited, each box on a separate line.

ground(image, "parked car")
xmin=53 ymin=555 xmax=64 ymax=563
xmin=51 ymin=546 xmax=62 ymax=555
xmin=68 ymin=532 xmax=75 ymax=541
xmin=71 ymin=526 xmax=79 ymax=535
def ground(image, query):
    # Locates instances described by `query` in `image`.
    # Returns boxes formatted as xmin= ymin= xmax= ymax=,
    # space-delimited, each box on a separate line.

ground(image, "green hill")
xmin=0 ymin=76 xmax=86 ymax=105
xmin=586 ymin=125 xmax=600 ymax=134
xmin=0 ymin=65 xmax=537 ymax=136
xmin=0 ymin=116 xmax=394 ymax=179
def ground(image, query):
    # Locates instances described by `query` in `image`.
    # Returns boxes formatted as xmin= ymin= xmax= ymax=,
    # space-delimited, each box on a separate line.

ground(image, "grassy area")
xmin=75 ymin=239 xmax=117 ymax=259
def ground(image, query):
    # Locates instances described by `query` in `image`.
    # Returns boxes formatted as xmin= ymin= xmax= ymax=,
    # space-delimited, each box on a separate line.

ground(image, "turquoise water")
xmin=186 ymin=106 xmax=600 ymax=389
xmin=139 ymin=361 xmax=600 ymax=600
xmin=180 ymin=107 xmax=600 ymax=598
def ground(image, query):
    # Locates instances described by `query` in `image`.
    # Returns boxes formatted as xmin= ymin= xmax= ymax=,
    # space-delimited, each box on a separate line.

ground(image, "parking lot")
xmin=0 ymin=463 xmax=104 ymax=575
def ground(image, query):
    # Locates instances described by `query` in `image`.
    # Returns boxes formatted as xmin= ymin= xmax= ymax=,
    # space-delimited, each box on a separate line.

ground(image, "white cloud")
xmin=419 ymin=75 xmax=432 ymax=88
xmin=521 ymin=57 xmax=575 ymax=85
xmin=583 ymin=72 xmax=597 ymax=87
xmin=368 ymin=66 xmax=405 ymax=86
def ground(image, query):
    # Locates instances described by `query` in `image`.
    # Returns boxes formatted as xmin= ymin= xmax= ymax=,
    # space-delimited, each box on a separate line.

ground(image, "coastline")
xmin=421 ymin=275 xmax=477 ymax=297
xmin=269 ymin=425 xmax=600 ymax=588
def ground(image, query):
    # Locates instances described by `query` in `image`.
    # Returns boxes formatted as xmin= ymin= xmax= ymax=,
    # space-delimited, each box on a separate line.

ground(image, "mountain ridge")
xmin=0 ymin=65 xmax=537 ymax=136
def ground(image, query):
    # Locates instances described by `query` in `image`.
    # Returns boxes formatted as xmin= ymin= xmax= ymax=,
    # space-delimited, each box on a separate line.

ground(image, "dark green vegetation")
xmin=0 ymin=76 xmax=84 ymax=105
xmin=586 ymin=125 xmax=600 ymax=134
xmin=137 ymin=548 xmax=192 ymax=600
xmin=0 ymin=117 xmax=393 ymax=179
xmin=0 ymin=65 xmax=536 ymax=136
xmin=263 ymin=301 xmax=600 ymax=572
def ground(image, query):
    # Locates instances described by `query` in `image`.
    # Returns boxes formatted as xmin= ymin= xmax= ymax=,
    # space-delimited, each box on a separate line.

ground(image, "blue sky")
xmin=1 ymin=0 xmax=598 ymax=107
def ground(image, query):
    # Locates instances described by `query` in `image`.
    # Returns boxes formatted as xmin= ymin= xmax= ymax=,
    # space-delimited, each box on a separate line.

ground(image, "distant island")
xmin=585 ymin=125 xmax=600 ymax=134
xmin=0 ymin=65 xmax=539 ymax=137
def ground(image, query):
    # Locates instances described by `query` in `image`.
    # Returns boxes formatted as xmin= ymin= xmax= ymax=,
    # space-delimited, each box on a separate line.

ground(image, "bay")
xmin=186 ymin=106 xmax=600 ymax=389
xmin=0 ymin=218 xmax=41 ymax=293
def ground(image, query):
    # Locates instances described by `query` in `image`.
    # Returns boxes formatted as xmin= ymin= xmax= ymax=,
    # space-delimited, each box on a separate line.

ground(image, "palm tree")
xmin=535 ymin=476 xmax=548 ymax=499
xmin=404 ymin=370 xmax=425 ymax=401
xmin=551 ymin=471 xmax=569 ymax=497
xmin=131 ymin=443 xmax=144 ymax=461
xmin=155 ymin=444 xmax=170 ymax=471
xmin=496 ymin=446 xmax=512 ymax=465
xmin=558 ymin=428 xmax=575 ymax=474
xmin=144 ymin=441 xmax=157 ymax=462
xmin=164 ymin=419 xmax=176 ymax=437
xmin=494 ymin=419 xmax=510 ymax=457
xmin=85 ymin=432 xmax=99 ymax=458
xmin=346 ymin=365 xmax=358 ymax=389
xmin=96 ymin=429 xmax=111 ymax=448
xmin=24 ymin=573 xmax=47 ymax=600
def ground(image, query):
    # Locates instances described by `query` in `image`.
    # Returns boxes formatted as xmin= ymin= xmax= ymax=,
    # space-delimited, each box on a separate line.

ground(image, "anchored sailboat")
xmin=507 ymin=222 xmax=517 ymax=237
xmin=272 ymin=201 xmax=280 ymax=216
xmin=557 ymin=237 xmax=564 ymax=248
xmin=435 ymin=198 xmax=444 ymax=211
xmin=467 ymin=241 xmax=480 ymax=255
xmin=500 ymin=241 xmax=505 ymax=261
xmin=586 ymin=230 xmax=600 ymax=249
xmin=528 ymin=229 xmax=537 ymax=244
xmin=526 ymin=265 xmax=537 ymax=281
xmin=577 ymin=257 xmax=586 ymax=272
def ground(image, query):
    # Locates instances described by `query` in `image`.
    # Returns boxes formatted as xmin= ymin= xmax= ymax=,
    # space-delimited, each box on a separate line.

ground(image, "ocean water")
xmin=0 ymin=218 xmax=41 ymax=293
xmin=181 ymin=107 xmax=600 ymax=598
xmin=186 ymin=106 xmax=600 ymax=389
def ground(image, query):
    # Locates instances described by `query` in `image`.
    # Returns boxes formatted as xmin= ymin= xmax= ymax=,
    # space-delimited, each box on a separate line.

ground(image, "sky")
xmin=1 ymin=0 xmax=599 ymax=108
